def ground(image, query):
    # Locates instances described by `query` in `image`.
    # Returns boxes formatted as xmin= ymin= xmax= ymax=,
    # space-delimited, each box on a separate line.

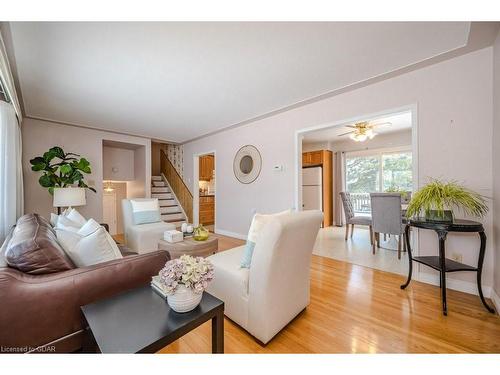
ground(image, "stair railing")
xmin=160 ymin=149 xmax=193 ymax=223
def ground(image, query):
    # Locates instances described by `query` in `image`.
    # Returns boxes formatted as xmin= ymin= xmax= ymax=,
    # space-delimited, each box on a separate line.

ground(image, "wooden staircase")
xmin=159 ymin=149 xmax=193 ymax=224
xmin=151 ymin=176 xmax=186 ymax=228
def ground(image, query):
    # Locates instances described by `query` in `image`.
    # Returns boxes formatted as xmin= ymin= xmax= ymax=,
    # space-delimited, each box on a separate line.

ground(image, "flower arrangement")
xmin=159 ymin=254 xmax=214 ymax=295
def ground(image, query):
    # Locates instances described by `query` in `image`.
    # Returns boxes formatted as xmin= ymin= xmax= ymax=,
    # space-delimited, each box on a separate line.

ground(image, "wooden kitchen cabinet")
xmin=302 ymin=150 xmax=333 ymax=227
xmin=302 ymin=150 xmax=323 ymax=167
xmin=199 ymin=155 xmax=215 ymax=181
xmin=199 ymin=195 xmax=215 ymax=225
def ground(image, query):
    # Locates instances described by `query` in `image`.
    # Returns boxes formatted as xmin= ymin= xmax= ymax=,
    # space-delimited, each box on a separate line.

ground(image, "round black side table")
xmin=400 ymin=218 xmax=495 ymax=315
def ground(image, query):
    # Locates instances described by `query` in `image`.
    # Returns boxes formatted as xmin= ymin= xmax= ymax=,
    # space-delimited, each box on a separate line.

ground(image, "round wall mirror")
xmin=233 ymin=145 xmax=262 ymax=184
xmin=239 ymin=155 xmax=254 ymax=174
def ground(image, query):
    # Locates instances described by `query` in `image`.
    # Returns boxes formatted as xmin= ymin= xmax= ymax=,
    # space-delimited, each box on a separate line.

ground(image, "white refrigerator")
xmin=302 ymin=167 xmax=323 ymax=211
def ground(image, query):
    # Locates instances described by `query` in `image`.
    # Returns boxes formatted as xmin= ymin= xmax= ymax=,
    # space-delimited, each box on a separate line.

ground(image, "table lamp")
xmin=53 ymin=187 xmax=86 ymax=214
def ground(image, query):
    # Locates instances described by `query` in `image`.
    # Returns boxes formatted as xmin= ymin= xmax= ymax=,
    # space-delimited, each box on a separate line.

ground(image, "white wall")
xmin=22 ymin=118 xmax=151 ymax=221
xmin=127 ymin=146 xmax=147 ymax=199
xmin=493 ymin=31 xmax=500 ymax=301
xmin=103 ymin=146 xmax=135 ymax=181
xmin=184 ymin=47 xmax=495 ymax=294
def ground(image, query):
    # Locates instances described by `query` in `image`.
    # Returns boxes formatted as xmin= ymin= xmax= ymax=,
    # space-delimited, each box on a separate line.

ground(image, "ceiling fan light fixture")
xmin=351 ymin=132 xmax=367 ymax=142
xmin=341 ymin=119 xmax=390 ymax=142
xmin=366 ymin=129 xmax=376 ymax=139
xmin=357 ymin=133 xmax=368 ymax=142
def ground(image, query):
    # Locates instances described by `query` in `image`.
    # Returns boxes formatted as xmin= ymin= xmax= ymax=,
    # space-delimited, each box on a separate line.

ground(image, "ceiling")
xmin=7 ymin=22 xmax=477 ymax=143
xmin=303 ymin=111 xmax=412 ymax=144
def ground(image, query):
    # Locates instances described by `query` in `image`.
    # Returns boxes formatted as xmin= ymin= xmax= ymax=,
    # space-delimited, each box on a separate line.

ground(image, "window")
xmin=346 ymin=155 xmax=380 ymax=193
xmin=345 ymin=148 xmax=412 ymax=213
xmin=382 ymin=152 xmax=412 ymax=191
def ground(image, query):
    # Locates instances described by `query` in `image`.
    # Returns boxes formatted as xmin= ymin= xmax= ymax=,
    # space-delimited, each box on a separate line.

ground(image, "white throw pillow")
xmin=56 ymin=229 xmax=82 ymax=254
xmin=130 ymin=199 xmax=159 ymax=212
xmin=77 ymin=218 xmax=121 ymax=259
xmin=130 ymin=199 xmax=161 ymax=225
xmin=78 ymin=218 xmax=102 ymax=236
xmin=56 ymin=215 xmax=81 ymax=233
xmin=56 ymin=225 xmax=123 ymax=267
xmin=240 ymin=209 xmax=292 ymax=268
xmin=50 ymin=213 xmax=59 ymax=227
xmin=66 ymin=208 xmax=87 ymax=227
xmin=50 ymin=208 xmax=69 ymax=227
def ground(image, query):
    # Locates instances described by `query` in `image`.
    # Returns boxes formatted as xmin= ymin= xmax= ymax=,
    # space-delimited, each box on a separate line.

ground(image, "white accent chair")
xmin=206 ymin=210 xmax=322 ymax=344
xmin=121 ymin=199 xmax=176 ymax=254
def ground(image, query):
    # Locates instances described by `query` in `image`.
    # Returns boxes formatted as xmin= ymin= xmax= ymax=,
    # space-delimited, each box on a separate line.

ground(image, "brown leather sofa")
xmin=0 ymin=214 xmax=169 ymax=353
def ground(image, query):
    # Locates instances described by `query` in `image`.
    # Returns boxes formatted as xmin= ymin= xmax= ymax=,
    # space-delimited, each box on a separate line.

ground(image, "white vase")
xmin=167 ymin=284 xmax=203 ymax=313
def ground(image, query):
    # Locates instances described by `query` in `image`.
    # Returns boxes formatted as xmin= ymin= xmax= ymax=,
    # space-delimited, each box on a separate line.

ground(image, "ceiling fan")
xmin=338 ymin=121 xmax=392 ymax=142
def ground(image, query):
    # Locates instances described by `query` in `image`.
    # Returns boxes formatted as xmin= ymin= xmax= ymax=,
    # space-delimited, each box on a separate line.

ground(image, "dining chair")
xmin=339 ymin=192 xmax=373 ymax=245
xmin=370 ymin=193 xmax=406 ymax=259
xmin=402 ymin=191 xmax=412 ymax=205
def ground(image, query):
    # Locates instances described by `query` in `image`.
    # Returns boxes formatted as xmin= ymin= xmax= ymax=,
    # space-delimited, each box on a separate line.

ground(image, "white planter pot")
xmin=167 ymin=284 xmax=203 ymax=313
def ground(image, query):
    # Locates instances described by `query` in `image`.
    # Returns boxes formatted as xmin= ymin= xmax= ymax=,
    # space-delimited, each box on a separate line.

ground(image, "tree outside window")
xmin=346 ymin=150 xmax=412 ymax=193
xmin=346 ymin=156 xmax=380 ymax=193
xmin=382 ymin=152 xmax=412 ymax=192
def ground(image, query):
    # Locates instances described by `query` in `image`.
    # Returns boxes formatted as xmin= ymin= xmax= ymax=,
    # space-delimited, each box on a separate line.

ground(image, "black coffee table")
xmin=81 ymin=286 xmax=224 ymax=353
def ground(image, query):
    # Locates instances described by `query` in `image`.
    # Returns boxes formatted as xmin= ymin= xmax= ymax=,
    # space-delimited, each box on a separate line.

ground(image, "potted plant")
xmin=158 ymin=255 xmax=214 ymax=313
xmin=30 ymin=146 xmax=96 ymax=194
xmin=385 ymin=185 xmax=409 ymax=201
xmin=405 ymin=179 xmax=488 ymax=222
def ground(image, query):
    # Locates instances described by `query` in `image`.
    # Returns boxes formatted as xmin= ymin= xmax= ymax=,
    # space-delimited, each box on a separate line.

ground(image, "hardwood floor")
xmin=115 ymin=233 xmax=500 ymax=353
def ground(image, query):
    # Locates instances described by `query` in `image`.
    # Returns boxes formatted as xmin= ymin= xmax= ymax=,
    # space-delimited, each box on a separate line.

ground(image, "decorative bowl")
xmin=167 ymin=284 xmax=202 ymax=313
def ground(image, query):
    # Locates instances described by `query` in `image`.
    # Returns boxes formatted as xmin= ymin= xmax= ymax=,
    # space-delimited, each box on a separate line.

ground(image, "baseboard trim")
xmin=490 ymin=289 xmax=500 ymax=312
xmin=214 ymin=228 xmax=247 ymax=241
xmin=416 ymin=271 xmax=491 ymax=298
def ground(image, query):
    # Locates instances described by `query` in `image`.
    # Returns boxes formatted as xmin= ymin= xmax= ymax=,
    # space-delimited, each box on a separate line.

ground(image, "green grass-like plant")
xmin=385 ymin=185 xmax=409 ymax=200
xmin=406 ymin=179 xmax=488 ymax=219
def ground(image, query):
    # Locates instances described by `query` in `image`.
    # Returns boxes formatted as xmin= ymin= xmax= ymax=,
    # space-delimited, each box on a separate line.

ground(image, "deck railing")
xmin=160 ymin=149 xmax=193 ymax=223
xmin=350 ymin=192 xmax=371 ymax=213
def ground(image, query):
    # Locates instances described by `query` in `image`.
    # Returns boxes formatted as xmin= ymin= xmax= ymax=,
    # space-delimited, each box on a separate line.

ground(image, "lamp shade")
xmin=53 ymin=187 xmax=86 ymax=207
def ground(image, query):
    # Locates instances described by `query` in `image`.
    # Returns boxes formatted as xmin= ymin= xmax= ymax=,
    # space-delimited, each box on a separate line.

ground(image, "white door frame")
xmin=192 ymin=150 xmax=217 ymax=227
xmin=294 ymin=103 xmax=420 ymax=259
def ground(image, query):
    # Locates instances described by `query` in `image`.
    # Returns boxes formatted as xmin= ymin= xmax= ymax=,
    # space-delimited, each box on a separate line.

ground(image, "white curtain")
xmin=0 ymin=31 xmax=22 ymax=120
xmin=0 ymin=100 xmax=23 ymax=243
xmin=334 ymin=151 xmax=345 ymax=226
xmin=0 ymin=28 xmax=23 ymax=243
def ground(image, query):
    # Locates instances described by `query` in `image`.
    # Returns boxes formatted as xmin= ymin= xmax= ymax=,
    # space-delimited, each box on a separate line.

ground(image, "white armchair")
xmin=121 ymin=199 xmax=176 ymax=254
xmin=206 ymin=210 xmax=322 ymax=344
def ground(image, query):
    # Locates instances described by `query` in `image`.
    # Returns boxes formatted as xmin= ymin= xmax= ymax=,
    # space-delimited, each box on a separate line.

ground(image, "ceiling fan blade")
xmin=338 ymin=131 xmax=354 ymax=137
xmin=345 ymin=125 xmax=357 ymax=128
xmin=370 ymin=122 xmax=392 ymax=127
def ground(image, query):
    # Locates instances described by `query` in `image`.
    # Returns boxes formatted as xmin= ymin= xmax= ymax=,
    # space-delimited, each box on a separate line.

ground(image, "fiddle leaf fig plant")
xmin=30 ymin=146 xmax=97 ymax=195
